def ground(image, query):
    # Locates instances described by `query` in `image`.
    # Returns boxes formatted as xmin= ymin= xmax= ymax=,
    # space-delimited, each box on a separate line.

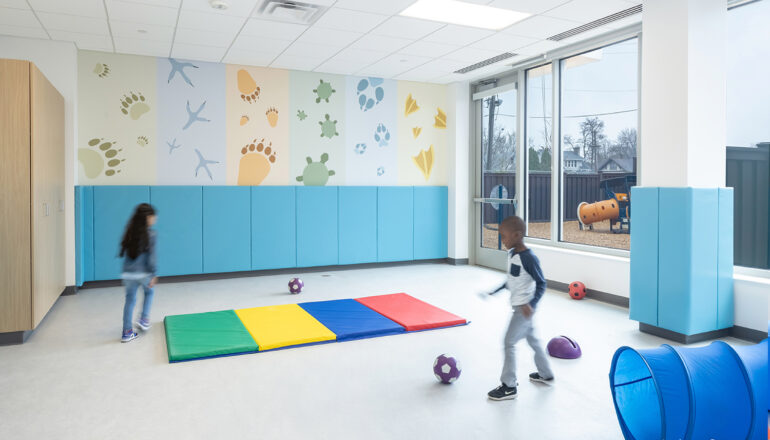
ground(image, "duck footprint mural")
xmin=78 ymin=138 xmax=124 ymax=178
xmin=119 ymin=92 xmax=150 ymax=120
xmin=296 ymin=153 xmax=335 ymax=186
xmin=356 ymin=77 xmax=384 ymax=112
xmin=238 ymin=139 xmax=276 ymax=186
xmin=374 ymin=123 xmax=390 ymax=147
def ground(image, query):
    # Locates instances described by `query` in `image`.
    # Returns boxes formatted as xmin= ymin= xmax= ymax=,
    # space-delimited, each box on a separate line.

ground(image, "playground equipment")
xmin=577 ymin=175 xmax=635 ymax=233
xmin=609 ymin=339 xmax=767 ymax=440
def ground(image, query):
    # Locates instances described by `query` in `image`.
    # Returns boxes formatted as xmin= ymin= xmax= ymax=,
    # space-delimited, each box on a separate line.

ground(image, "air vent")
xmin=547 ymin=4 xmax=642 ymax=42
xmin=254 ymin=0 xmax=327 ymax=25
xmin=454 ymin=52 xmax=517 ymax=74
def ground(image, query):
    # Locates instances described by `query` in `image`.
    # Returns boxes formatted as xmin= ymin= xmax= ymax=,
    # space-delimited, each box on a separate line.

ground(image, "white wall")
xmin=0 ymin=36 xmax=78 ymax=287
xmin=447 ymin=81 xmax=471 ymax=261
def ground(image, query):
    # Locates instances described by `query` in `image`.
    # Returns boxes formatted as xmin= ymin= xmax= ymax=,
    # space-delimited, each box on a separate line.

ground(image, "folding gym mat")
xmin=298 ymin=299 xmax=406 ymax=341
xmin=234 ymin=303 xmax=337 ymax=351
xmin=355 ymin=293 xmax=467 ymax=331
xmin=164 ymin=310 xmax=259 ymax=362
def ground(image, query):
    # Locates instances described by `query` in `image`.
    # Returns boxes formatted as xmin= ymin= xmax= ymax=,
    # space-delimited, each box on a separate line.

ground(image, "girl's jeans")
xmin=122 ymin=277 xmax=154 ymax=332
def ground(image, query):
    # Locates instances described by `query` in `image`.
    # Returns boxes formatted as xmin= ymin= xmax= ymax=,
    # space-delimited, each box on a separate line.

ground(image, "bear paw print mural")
xmin=136 ymin=136 xmax=149 ymax=147
xmin=93 ymin=63 xmax=110 ymax=78
xmin=238 ymin=138 xmax=276 ymax=186
xmin=78 ymin=138 xmax=124 ymax=178
xmin=374 ymin=123 xmax=390 ymax=147
xmin=237 ymin=69 xmax=260 ymax=103
xmin=296 ymin=153 xmax=335 ymax=186
xmin=119 ymin=92 xmax=150 ymax=120
xmin=266 ymin=107 xmax=279 ymax=127
xmin=313 ymin=79 xmax=336 ymax=103
xmin=318 ymin=114 xmax=339 ymax=139
xmin=240 ymin=115 xmax=250 ymax=126
xmin=356 ymin=77 xmax=384 ymax=112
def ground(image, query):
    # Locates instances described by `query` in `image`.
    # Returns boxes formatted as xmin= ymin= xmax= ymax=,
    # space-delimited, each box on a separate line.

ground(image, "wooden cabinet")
xmin=0 ymin=59 xmax=65 ymax=337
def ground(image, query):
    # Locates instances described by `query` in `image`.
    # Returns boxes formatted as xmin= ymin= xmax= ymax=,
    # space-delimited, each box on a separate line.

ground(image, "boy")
xmin=486 ymin=216 xmax=553 ymax=401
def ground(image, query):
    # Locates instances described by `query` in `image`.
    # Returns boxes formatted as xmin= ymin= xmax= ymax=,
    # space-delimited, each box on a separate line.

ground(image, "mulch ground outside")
xmin=482 ymin=220 xmax=630 ymax=250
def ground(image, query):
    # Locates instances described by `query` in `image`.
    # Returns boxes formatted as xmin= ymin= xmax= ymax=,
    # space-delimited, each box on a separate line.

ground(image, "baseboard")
xmin=447 ymin=258 xmax=469 ymax=266
xmin=547 ymin=280 xmax=630 ymax=308
xmin=730 ymin=325 xmax=768 ymax=343
xmin=639 ymin=323 xmax=731 ymax=344
xmin=61 ymin=285 xmax=77 ymax=296
xmin=78 ymin=259 xmax=452 ymax=289
xmin=0 ymin=330 xmax=32 ymax=346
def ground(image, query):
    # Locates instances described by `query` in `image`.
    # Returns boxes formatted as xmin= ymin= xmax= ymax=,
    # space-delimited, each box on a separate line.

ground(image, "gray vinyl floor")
xmin=0 ymin=263 xmax=748 ymax=440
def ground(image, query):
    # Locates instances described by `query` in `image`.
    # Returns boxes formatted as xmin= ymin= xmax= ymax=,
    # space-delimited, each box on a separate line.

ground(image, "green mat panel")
xmin=164 ymin=310 xmax=259 ymax=362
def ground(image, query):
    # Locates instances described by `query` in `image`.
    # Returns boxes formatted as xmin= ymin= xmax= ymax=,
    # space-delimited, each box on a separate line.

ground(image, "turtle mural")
xmin=296 ymin=153 xmax=335 ymax=186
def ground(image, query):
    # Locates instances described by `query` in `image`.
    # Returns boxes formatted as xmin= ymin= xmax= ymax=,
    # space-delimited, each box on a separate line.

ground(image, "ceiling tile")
xmin=397 ymin=40 xmax=460 ymax=58
xmin=281 ymin=41 xmax=342 ymax=59
xmin=408 ymin=57 xmax=468 ymax=73
xmin=314 ymin=58 xmax=372 ymax=75
xmin=329 ymin=47 xmax=388 ymax=63
xmin=240 ymin=18 xmax=307 ymax=39
xmin=394 ymin=71 xmax=437 ymax=82
xmin=174 ymin=27 xmax=237 ymax=47
xmin=36 ymin=12 xmax=109 ymax=35
xmin=0 ymin=0 xmax=30 ymax=9
xmin=177 ymin=9 xmax=245 ymax=32
xmin=105 ymin=0 xmax=178 ymax=27
xmin=487 ymin=0 xmax=571 ymax=15
xmin=331 ymin=0 xmax=418 ymax=16
xmin=109 ymin=20 xmax=174 ymax=41
xmin=0 ymin=23 xmax=48 ymax=39
xmin=222 ymin=48 xmax=276 ymax=66
xmin=422 ymin=25 xmax=494 ymax=46
xmin=433 ymin=72 xmax=468 ymax=84
xmin=171 ymin=43 xmax=227 ymax=62
xmin=349 ymin=34 xmax=413 ymax=52
xmin=295 ymin=27 xmax=362 ymax=46
xmin=470 ymin=32 xmax=538 ymax=52
xmin=270 ymin=54 xmax=324 ymax=71
xmin=113 ymin=0 xmax=180 ymax=7
xmin=28 ymin=0 xmax=106 ymax=18
xmin=48 ymin=30 xmax=113 ymax=50
xmin=501 ymin=15 xmax=580 ymax=39
xmin=444 ymin=46 xmax=501 ymax=64
xmin=371 ymin=16 xmax=444 ymax=40
xmin=182 ymin=0 xmax=258 ymax=18
xmin=514 ymin=39 xmax=560 ymax=56
xmin=313 ymin=7 xmax=387 ymax=33
xmin=543 ymin=0 xmax=636 ymax=23
xmin=361 ymin=53 xmax=432 ymax=78
xmin=229 ymin=34 xmax=292 ymax=55
xmin=0 ymin=7 xmax=39 ymax=27
xmin=114 ymin=36 xmax=171 ymax=57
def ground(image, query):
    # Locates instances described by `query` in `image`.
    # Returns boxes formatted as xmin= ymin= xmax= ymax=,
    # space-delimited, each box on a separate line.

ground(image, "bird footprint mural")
xmin=238 ymin=138 xmax=276 ymax=186
xmin=194 ymin=149 xmax=218 ymax=181
xmin=119 ymin=92 xmax=150 ymax=120
xmin=166 ymin=138 xmax=181 ymax=155
xmin=167 ymin=58 xmax=198 ymax=87
xmin=296 ymin=153 xmax=335 ymax=186
xmin=183 ymin=100 xmax=210 ymax=130
xmin=78 ymin=138 xmax=124 ymax=178
xmin=356 ymin=77 xmax=384 ymax=112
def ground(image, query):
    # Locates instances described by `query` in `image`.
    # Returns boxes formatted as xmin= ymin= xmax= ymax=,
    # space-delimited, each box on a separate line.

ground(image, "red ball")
xmin=569 ymin=281 xmax=586 ymax=300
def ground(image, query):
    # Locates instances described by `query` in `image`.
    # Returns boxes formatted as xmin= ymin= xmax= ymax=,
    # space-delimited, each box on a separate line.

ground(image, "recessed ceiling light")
xmin=400 ymin=0 xmax=530 ymax=30
xmin=209 ymin=0 xmax=229 ymax=11
xmin=137 ymin=29 xmax=148 ymax=34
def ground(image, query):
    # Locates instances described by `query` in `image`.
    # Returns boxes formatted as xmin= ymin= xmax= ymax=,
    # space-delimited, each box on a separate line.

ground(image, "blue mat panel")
xmin=338 ymin=186 xmax=377 ymax=265
xmin=93 ymin=186 xmax=150 ymax=280
xmin=251 ymin=186 xmax=297 ymax=270
xmin=299 ymin=299 xmax=405 ymax=341
xmin=202 ymin=186 xmax=251 ymax=273
xmin=151 ymin=186 xmax=203 ymax=276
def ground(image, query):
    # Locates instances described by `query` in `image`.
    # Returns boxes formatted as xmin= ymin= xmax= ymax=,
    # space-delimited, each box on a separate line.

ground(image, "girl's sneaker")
xmin=121 ymin=330 xmax=138 ymax=343
xmin=136 ymin=318 xmax=151 ymax=331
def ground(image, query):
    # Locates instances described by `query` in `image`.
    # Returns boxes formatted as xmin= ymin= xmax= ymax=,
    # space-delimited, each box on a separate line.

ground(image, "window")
xmin=480 ymin=88 xmax=517 ymax=250
xmin=726 ymin=1 xmax=770 ymax=270
xmin=525 ymin=64 xmax=553 ymax=239
xmin=559 ymin=38 xmax=639 ymax=250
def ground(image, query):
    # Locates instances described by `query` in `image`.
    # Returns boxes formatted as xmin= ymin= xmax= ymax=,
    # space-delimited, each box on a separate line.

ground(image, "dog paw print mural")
xmin=313 ymin=79 xmax=336 ymax=103
xmin=374 ymin=123 xmax=390 ymax=147
xmin=237 ymin=69 xmax=260 ymax=103
xmin=78 ymin=138 xmax=124 ymax=178
xmin=119 ymin=92 xmax=150 ymax=120
xmin=296 ymin=153 xmax=335 ymax=186
xmin=354 ymin=143 xmax=367 ymax=155
xmin=238 ymin=138 xmax=276 ymax=186
xmin=356 ymin=77 xmax=384 ymax=112
xmin=318 ymin=114 xmax=338 ymax=139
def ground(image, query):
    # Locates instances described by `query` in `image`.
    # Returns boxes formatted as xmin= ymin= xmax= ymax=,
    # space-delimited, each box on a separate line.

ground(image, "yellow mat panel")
xmin=235 ymin=304 xmax=337 ymax=350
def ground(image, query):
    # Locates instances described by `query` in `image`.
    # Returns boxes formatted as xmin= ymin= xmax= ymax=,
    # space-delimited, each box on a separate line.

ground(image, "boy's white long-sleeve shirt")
xmin=506 ymin=248 xmax=547 ymax=307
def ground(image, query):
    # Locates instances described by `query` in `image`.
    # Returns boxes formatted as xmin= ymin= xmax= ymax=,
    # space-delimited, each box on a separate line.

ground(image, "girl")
xmin=119 ymin=203 xmax=158 ymax=343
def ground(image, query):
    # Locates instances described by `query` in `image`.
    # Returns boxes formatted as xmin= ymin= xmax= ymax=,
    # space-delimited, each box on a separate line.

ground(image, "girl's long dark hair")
xmin=120 ymin=203 xmax=156 ymax=260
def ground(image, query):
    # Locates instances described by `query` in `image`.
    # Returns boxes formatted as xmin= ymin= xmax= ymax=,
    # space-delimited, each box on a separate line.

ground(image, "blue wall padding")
xmin=202 ymin=186 xmax=251 ymax=273
xmin=610 ymin=340 xmax=767 ymax=440
xmin=296 ymin=186 xmax=338 ymax=267
xmin=252 ymin=186 xmax=296 ymax=270
xmin=629 ymin=187 xmax=659 ymax=325
xmin=150 ymin=186 xmax=203 ymax=276
xmin=298 ymin=299 xmax=405 ymax=341
xmin=74 ymin=186 xmax=95 ymax=285
xmin=378 ymin=187 xmax=414 ymax=262
xmin=413 ymin=186 xmax=448 ymax=259
xmin=93 ymin=186 xmax=150 ymax=280
xmin=717 ymin=188 xmax=735 ymax=329
xmin=338 ymin=186 xmax=377 ymax=265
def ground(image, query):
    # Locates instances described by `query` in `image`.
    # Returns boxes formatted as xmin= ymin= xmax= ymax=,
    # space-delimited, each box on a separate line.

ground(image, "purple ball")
xmin=288 ymin=278 xmax=304 ymax=294
xmin=547 ymin=336 xmax=582 ymax=359
xmin=433 ymin=354 xmax=462 ymax=384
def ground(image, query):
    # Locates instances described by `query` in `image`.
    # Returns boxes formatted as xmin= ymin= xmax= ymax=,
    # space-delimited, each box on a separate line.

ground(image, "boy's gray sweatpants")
xmin=500 ymin=305 xmax=553 ymax=387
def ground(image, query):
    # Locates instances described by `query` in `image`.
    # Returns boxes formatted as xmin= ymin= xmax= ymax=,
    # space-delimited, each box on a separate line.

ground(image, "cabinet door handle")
xmin=44 ymin=203 xmax=49 ymax=216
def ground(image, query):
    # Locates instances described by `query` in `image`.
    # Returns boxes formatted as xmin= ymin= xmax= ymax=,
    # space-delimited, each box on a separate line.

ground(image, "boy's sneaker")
xmin=121 ymin=330 xmax=138 ymax=343
xmin=487 ymin=383 xmax=518 ymax=401
xmin=136 ymin=318 xmax=151 ymax=331
xmin=529 ymin=372 xmax=554 ymax=384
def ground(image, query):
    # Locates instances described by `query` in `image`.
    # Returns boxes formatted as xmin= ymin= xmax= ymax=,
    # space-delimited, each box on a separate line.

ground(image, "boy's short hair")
xmin=500 ymin=216 xmax=525 ymax=234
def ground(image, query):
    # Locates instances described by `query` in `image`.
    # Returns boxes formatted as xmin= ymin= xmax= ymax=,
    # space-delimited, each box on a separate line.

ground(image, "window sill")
xmin=524 ymin=236 xmax=630 ymax=259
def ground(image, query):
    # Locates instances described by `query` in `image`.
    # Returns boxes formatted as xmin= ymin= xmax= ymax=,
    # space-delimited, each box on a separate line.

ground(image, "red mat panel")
xmin=355 ymin=293 xmax=466 ymax=331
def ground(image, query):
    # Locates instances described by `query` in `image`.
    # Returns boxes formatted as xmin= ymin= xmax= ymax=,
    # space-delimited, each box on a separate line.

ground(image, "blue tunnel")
xmin=609 ymin=339 xmax=768 ymax=440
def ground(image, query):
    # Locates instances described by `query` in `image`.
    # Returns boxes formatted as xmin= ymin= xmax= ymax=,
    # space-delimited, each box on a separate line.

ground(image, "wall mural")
xmin=77 ymin=50 xmax=449 ymax=186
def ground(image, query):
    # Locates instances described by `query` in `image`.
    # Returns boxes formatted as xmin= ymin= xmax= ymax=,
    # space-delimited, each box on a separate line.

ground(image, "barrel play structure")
xmin=609 ymin=339 xmax=767 ymax=440
xmin=577 ymin=199 xmax=620 ymax=226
